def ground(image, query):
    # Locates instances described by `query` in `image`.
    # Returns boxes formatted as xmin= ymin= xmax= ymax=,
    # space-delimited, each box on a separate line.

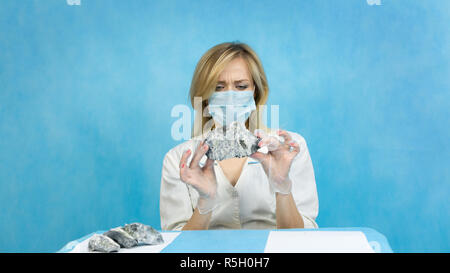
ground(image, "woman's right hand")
xmin=179 ymin=140 xmax=217 ymax=200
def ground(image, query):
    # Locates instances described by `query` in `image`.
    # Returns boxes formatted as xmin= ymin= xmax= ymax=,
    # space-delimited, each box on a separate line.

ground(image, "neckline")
xmin=215 ymin=157 xmax=250 ymax=189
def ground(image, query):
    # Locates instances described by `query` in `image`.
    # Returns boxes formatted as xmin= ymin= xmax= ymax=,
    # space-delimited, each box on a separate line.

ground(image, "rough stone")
xmin=88 ymin=234 xmax=120 ymax=253
xmin=205 ymin=121 xmax=261 ymax=161
xmin=122 ymin=222 xmax=164 ymax=245
xmin=103 ymin=227 xmax=138 ymax=248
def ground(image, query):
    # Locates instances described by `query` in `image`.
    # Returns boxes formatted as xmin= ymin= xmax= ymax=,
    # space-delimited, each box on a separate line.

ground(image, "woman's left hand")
xmin=250 ymin=129 xmax=300 ymax=194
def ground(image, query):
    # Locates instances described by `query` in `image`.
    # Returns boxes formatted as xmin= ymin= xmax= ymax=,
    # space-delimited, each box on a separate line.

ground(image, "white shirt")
xmin=159 ymin=131 xmax=319 ymax=231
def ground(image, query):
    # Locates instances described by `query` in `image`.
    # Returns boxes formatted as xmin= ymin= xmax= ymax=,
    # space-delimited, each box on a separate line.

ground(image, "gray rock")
xmin=122 ymin=223 xmax=164 ymax=245
xmin=205 ymin=121 xmax=261 ymax=161
xmin=103 ymin=227 xmax=138 ymax=248
xmin=88 ymin=234 xmax=120 ymax=253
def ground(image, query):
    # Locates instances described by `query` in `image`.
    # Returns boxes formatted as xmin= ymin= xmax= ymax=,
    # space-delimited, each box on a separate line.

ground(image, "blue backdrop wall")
xmin=0 ymin=0 xmax=448 ymax=252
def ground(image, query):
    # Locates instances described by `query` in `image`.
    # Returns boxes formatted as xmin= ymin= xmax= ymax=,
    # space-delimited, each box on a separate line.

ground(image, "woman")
xmin=160 ymin=42 xmax=318 ymax=230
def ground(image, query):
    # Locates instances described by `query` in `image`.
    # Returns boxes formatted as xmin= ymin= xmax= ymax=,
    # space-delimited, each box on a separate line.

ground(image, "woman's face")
xmin=215 ymin=57 xmax=254 ymax=92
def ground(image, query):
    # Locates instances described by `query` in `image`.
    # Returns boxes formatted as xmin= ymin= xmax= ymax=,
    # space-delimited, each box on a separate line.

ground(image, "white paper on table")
xmin=264 ymin=231 xmax=375 ymax=253
xmin=68 ymin=232 xmax=181 ymax=253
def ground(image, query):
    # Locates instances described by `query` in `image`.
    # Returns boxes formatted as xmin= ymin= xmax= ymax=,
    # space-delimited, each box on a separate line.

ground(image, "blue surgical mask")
xmin=208 ymin=90 xmax=256 ymax=127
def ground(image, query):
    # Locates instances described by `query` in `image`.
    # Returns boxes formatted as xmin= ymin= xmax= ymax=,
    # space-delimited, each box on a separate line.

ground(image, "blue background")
xmin=0 ymin=0 xmax=448 ymax=252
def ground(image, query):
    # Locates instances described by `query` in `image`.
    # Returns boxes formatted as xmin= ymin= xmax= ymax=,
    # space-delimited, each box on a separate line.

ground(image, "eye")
xmin=237 ymin=85 xmax=248 ymax=90
xmin=215 ymin=85 xmax=224 ymax=91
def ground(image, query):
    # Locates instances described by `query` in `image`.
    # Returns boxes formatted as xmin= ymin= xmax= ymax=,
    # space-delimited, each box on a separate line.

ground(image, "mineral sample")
xmin=205 ymin=121 xmax=261 ymax=161
xmin=88 ymin=234 xmax=120 ymax=253
xmin=122 ymin=222 xmax=164 ymax=245
xmin=103 ymin=227 xmax=138 ymax=248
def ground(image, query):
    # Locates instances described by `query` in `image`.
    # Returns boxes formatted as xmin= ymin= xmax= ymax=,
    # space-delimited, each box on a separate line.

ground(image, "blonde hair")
xmin=190 ymin=41 xmax=270 ymax=138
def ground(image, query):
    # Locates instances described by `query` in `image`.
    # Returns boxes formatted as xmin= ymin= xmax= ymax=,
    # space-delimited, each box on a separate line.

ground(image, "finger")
xmin=254 ymin=128 xmax=268 ymax=139
xmin=203 ymin=158 xmax=215 ymax=170
xmin=190 ymin=140 xmax=209 ymax=168
xmin=277 ymin=130 xmax=293 ymax=143
xmin=258 ymin=136 xmax=281 ymax=151
xmin=250 ymin=151 xmax=269 ymax=162
xmin=258 ymin=136 xmax=276 ymax=147
xmin=257 ymin=146 xmax=269 ymax=154
xmin=179 ymin=149 xmax=192 ymax=182
xmin=179 ymin=149 xmax=192 ymax=169
xmin=288 ymin=140 xmax=300 ymax=156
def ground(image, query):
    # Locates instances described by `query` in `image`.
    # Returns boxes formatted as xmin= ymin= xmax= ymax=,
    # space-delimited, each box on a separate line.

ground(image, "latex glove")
xmin=251 ymin=129 xmax=300 ymax=194
xmin=179 ymin=140 xmax=218 ymax=214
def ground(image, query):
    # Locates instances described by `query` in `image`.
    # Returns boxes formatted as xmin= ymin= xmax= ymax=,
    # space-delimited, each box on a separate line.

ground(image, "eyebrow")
xmin=216 ymin=79 xmax=250 ymax=84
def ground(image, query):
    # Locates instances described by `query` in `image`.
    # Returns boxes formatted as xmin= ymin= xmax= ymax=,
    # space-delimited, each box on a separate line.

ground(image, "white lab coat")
xmin=159 ymin=130 xmax=319 ymax=231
